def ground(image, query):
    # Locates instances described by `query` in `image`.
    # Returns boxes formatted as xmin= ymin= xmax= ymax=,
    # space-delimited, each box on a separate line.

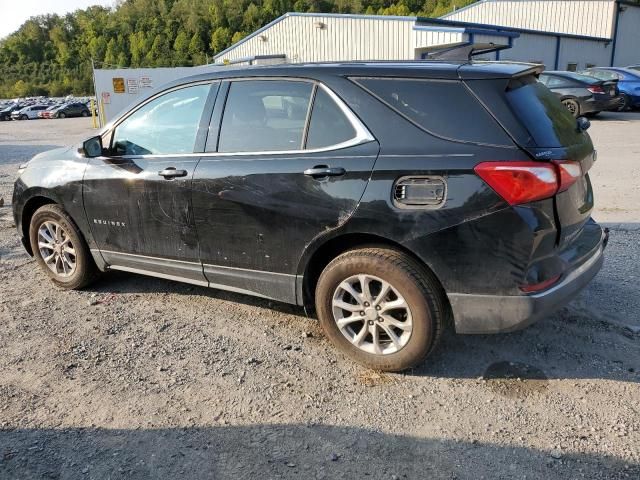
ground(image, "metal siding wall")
xmin=473 ymin=33 xmax=512 ymax=45
xmin=414 ymin=29 xmax=464 ymax=48
xmin=613 ymin=6 xmax=640 ymax=66
xmin=557 ymin=37 xmax=611 ymax=69
xmin=500 ymin=32 xmax=557 ymax=66
xmin=215 ymin=16 xmax=416 ymax=63
xmin=443 ymin=0 xmax=615 ymax=39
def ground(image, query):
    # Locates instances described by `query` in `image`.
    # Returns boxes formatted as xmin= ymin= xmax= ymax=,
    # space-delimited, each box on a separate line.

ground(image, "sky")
xmin=0 ymin=0 xmax=114 ymax=39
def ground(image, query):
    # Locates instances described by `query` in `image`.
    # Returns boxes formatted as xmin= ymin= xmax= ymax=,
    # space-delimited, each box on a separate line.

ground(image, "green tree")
xmin=0 ymin=0 xmax=479 ymax=98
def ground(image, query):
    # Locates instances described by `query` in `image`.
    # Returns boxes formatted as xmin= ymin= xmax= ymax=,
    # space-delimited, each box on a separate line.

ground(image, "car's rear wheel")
xmin=617 ymin=94 xmax=631 ymax=112
xmin=29 ymin=204 xmax=99 ymax=289
xmin=562 ymin=98 xmax=580 ymax=117
xmin=81 ymin=110 xmax=90 ymax=117
xmin=315 ymin=247 xmax=445 ymax=371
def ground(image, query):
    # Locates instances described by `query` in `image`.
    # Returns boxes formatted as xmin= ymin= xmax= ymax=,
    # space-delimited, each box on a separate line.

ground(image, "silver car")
xmin=11 ymin=105 xmax=49 ymax=120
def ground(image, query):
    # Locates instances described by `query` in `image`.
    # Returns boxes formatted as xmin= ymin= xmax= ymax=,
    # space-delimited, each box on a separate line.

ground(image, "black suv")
xmin=53 ymin=102 xmax=91 ymax=119
xmin=13 ymin=62 xmax=606 ymax=371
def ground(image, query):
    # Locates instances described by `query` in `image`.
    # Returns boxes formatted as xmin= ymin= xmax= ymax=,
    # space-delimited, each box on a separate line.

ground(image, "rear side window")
xmin=352 ymin=77 xmax=511 ymax=146
xmin=306 ymin=88 xmax=356 ymax=149
xmin=218 ymin=80 xmax=313 ymax=153
xmin=504 ymin=76 xmax=582 ymax=148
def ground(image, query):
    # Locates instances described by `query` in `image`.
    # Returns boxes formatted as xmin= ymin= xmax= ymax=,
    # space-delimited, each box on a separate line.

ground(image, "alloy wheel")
xmin=331 ymin=274 xmax=413 ymax=355
xmin=562 ymin=99 xmax=578 ymax=116
xmin=37 ymin=221 xmax=77 ymax=277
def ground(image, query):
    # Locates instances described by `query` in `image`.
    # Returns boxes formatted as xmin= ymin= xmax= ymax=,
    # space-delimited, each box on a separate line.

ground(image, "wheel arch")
xmin=298 ymin=232 xmax=447 ymax=311
xmin=20 ymin=195 xmax=59 ymax=255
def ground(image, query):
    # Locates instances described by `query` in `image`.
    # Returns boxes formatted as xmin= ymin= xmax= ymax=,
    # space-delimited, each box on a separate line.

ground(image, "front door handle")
xmin=303 ymin=166 xmax=346 ymax=178
xmin=158 ymin=167 xmax=187 ymax=179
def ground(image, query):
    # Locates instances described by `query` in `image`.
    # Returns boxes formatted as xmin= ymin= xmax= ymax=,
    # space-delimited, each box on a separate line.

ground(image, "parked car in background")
xmin=51 ymin=102 xmax=91 ymax=119
xmin=12 ymin=61 xmax=606 ymax=371
xmin=581 ymin=67 xmax=640 ymax=111
xmin=0 ymin=104 xmax=25 ymax=121
xmin=538 ymin=71 xmax=621 ymax=117
xmin=38 ymin=105 xmax=61 ymax=119
xmin=11 ymin=105 xmax=49 ymax=120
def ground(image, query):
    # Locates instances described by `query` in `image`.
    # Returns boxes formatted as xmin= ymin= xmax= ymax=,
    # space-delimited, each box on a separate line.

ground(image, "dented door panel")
xmin=82 ymin=155 xmax=206 ymax=283
xmin=191 ymin=141 xmax=379 ymax=282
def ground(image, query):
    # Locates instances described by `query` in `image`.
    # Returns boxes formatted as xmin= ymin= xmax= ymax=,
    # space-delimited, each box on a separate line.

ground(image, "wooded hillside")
xmin=0 ymin=0 xmax=476 ymax=98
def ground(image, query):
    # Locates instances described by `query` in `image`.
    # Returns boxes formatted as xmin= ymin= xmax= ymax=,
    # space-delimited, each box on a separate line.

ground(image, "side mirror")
xmin=576 ymin=116 xmax=591 ymax=132
xmin=81 ymin=136 xmax=103 ymax=158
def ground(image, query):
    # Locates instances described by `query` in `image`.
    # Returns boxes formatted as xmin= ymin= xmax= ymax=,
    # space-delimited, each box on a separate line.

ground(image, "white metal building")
xmin=93 ymin=0 xmax=640 ymax=123
xmin=213 ymin=0 xmax=640 ymax=70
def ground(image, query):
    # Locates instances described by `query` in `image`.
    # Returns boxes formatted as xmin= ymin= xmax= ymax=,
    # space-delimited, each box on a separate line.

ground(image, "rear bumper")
xmin=449 ymin=227 xmax=607 ymax=334
xmin=585 ymin=96 xmax=620 ymax=113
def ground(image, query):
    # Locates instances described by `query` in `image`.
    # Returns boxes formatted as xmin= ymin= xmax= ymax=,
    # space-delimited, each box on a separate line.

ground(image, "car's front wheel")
xmin=29 ymin=204 xmax=99 ymax=289
xmin=315 ymin=248 xmax=445 ymax=371
xmin=58 ymin=112 xmax=66 ymax=119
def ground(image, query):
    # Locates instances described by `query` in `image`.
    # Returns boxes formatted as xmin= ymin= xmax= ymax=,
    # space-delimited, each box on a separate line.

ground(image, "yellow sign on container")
xmin=112 ymin=77 xmax=125 ymax=93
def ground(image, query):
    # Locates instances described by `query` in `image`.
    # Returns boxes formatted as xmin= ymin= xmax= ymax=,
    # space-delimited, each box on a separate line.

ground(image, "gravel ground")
xmin=0 ymin=116 xmax=638 ymax=479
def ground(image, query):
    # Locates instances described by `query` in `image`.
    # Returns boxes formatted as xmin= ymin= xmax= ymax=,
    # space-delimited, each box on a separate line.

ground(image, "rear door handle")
xmin=158 ymin=167 xmax=187 ymax=179
xmin=303 ymin=166 xmax=346 ymax=178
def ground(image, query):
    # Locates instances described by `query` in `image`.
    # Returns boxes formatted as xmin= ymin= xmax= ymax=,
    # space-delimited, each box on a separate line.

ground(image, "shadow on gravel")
xmin=0 ymin=145 xmax=62 ymax=165
xmin=1 ymin=425 xmax=637 ymax=479
xmin=590 ymin=111 xmax=640 ymax=122
xmin=82 ymin=269 xmax=640 ymax=386
xmin=86 ymin=270 xmax=305 ymax=317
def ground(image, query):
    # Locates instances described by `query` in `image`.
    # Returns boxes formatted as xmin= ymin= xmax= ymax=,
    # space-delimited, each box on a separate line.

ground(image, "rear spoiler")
xmin=457 ymin=62 xmax=545 ymax=80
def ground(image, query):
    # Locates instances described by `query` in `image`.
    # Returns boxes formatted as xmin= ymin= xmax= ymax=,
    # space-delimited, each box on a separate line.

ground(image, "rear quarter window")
xmin=352 ymin=77 xmax=512 ymax=146
xmin=504 ymin=76 xmax=583 ymax=148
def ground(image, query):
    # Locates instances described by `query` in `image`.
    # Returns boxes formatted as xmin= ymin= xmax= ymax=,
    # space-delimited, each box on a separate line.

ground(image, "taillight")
xmin=587 ymin=85 xmax=605 ymax=94
xmin=554 ymin=160 xmax=582 ymax=192
xmin=474 ymin=160 xmax=582 ymax=205
xmin=519 ymin=274 xmax=561 ymax=293
xmin=474 ymin=162 xmax=558 ymax=205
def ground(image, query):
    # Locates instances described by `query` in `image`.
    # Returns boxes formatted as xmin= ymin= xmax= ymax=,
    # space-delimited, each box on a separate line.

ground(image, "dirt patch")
xmin=482 ymin=361 xmax=549 ymax=398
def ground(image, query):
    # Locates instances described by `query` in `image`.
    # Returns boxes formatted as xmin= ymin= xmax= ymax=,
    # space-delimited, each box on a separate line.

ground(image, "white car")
xmin=11 ymin=105 xmax=49 ymax=120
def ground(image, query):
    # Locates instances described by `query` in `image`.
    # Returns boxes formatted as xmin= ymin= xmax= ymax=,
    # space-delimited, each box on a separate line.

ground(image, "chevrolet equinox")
xmin=13 ymin=61 xmax=607 ymax=371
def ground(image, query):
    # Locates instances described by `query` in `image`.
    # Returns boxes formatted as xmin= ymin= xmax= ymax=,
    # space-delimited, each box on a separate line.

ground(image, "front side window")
xmin=218 ymin=80 xmax=313 ymax=153
xmin=112 ymin=83 xmax=210 ymax=156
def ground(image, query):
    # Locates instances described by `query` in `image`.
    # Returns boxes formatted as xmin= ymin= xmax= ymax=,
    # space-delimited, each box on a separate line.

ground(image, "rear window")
xmin=504 ymin=76 xmax=583 ymax=148
xmin=556 ymin=72 xmax=599 ymax=83
xmin=353 ymin=77 xmax=512 ymax=146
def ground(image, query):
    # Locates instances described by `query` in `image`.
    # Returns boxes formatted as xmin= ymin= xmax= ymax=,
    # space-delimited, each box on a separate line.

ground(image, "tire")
xmin=315 ymin=247 xmax=445 ymax=371
xmin=81 ymin=110 xmax=90 ymax=117
xmin=20 ymin=114 xmax=28 ymax=120
xmin=617 ymin=94 xmax=631 ymax=112
xmin=29 ymin=204 xmax=99 ymax=290
xmin=58 ymin=112 xmax=66 ymax=119
xmin=562 ymin=98 xmax=580 ymax=118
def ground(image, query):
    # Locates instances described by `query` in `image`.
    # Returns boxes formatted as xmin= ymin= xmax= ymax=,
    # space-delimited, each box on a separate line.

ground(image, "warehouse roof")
xmin=442 ymin=0 xmax=639 ymax=40
xmin=213 ymin=9 xmax=619 ymax=62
